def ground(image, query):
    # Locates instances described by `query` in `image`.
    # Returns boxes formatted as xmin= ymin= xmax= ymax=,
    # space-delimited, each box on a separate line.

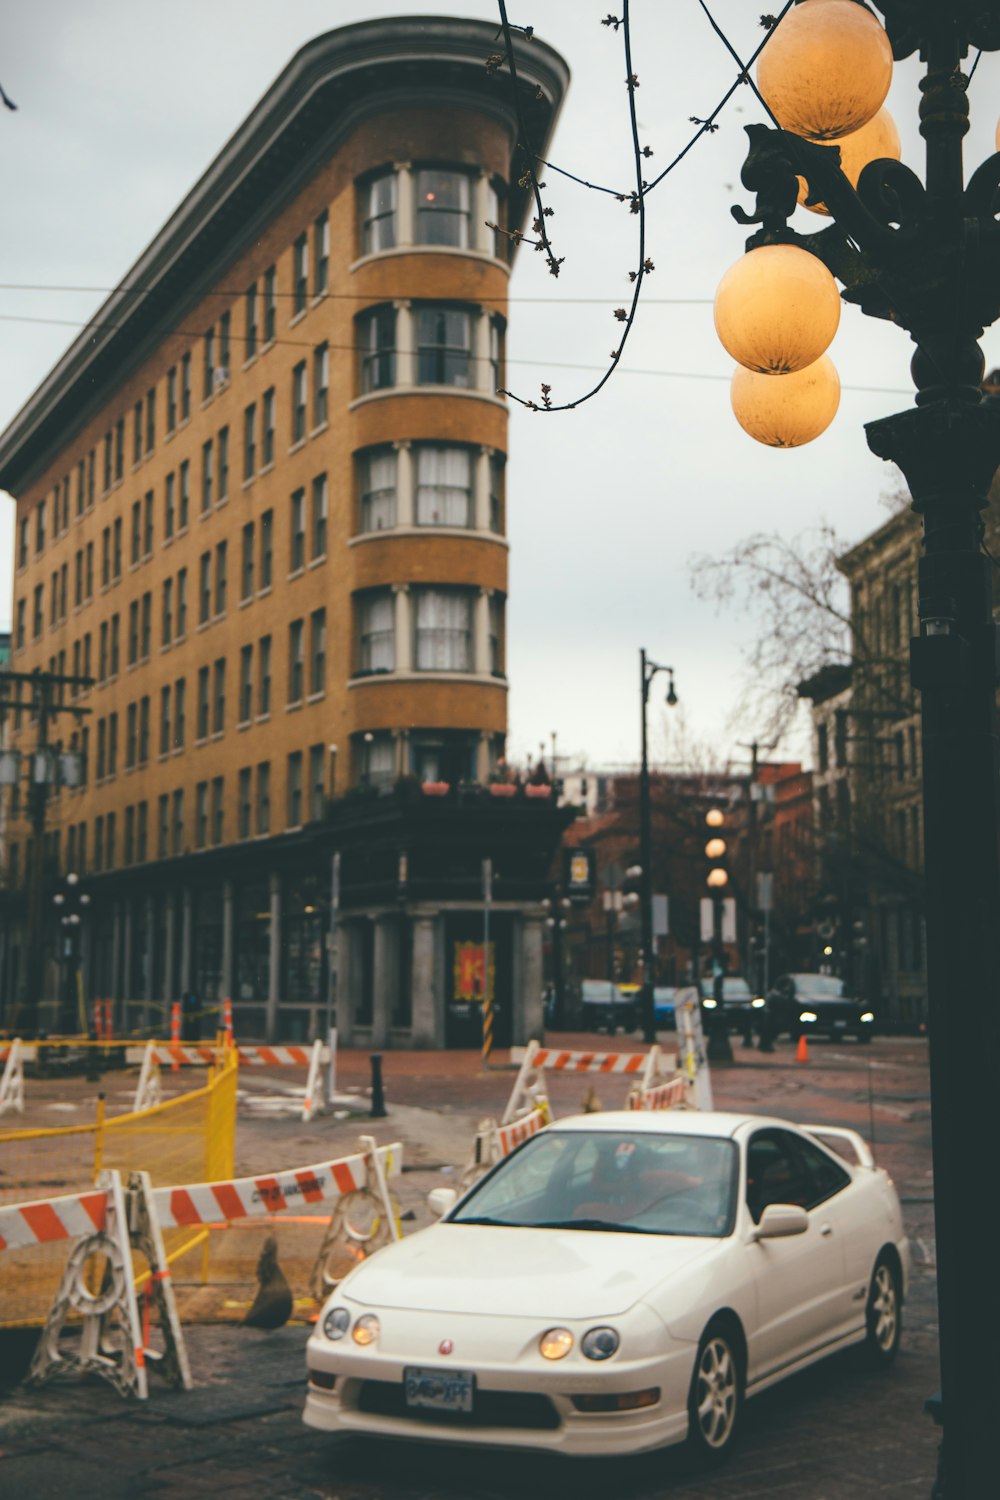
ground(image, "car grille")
xmin=357 ymin=1380 xmax=561 ymax=1431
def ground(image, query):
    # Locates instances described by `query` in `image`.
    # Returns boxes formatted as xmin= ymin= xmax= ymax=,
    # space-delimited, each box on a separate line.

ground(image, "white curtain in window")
xmin=364 ymin=734 xmax=395 ymax=785
xmin=360 ymin=450 xmax=397 ymax=531
xmin=415 ymin=447 xmax=471 ymax=526
xmin=361 ymin=593 xmax=395 ymax=672
xmin=414 ymin=590 xmax=472 ymax=671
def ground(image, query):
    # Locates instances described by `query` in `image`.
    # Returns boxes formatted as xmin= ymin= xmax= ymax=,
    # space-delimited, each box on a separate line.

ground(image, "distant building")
xmin=0 ymin=18 xmax=570 ymax=1042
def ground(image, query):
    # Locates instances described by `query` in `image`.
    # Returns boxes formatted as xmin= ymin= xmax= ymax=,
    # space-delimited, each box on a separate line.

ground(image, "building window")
xmin=359 ymin=306 xmax=396 ymax=392
xmin=18 ymin=515 xmax=28 ymax=568
xmin=158 ymin=793 xmax=169 ymax=857
xmin=213 ymin=657 xmax=226 ymax=734
xmin=199 ymin=552 xmax=211 ymax=623
xmin=165 ymin=472 xmax=176 ymax=538
xmin=197 ymin=666 xmax=210 ymax=740
xmin=110 ymin=614 xmax=120 ymax=675
xmin=133 ymin=401 xmax=143 ymax=466
xmin=196 ymin=782 xmax=208 ymax=850
xmin=214 ymin=541 xmax=227 ymax=615
xmin=36 ymin=498 xmax=47 ymax=554
xmin=140 ymin=591 xmax=152 ymax=659
xmin=358 ymin=448 xmax=396 ymax=531
xmin=143 ymin=490 xmax=154 ymax=555
xmin=415 ymin=446 xmax=472 ymax=527
xmin=417 ymin=305 xmax=472 ymax=387
xmin=290 ymin=489 xmax=305 ymax=572
xmin=415 ymin=167 xmax=473 ymax=247
xmin=125 ymin=805 xmax=135 ymax=864
xmin=260 ymin=510 xmax=273 ymax=590
xmin=489 ymin=317 xmax=505 ymax=391
xmin=309 ymin=743 xmax=326 ymax=820
xmin=360 ymin=730 xmax=395 ymax=789
xmin=167 ymin=367 xmax=178 ymax=431
xmin=172 ymin=789 xmax=184 ymax=855
xmin=361 ymin=171 xmax=397 ymax=253
xmin=139 ymin=695 xmax=150 ymax=764
xmin=115 ymin=418 xmax=124 ymax=482
xmin=176 ymin=567 xmax=188 ymax=637
xmin=160 ymin=685 xmax=171 ymax=756
xmin=145 ymin=388 xmax=156 ymax=454
xmin=15 ymin=598 xmax=25 ymax=649
xmin=112 ymin=518 xmax=123 ymax=579
xmin=211 ymin=776 xmax=224 ymax=846
xmin=202 ymin=439 xmax=214 ymax=513
xmin=489 ymin=453 xmax=505 ymax=533
xmin=239 ymin=644 xmax=253 ymax=723
xmin=256 ymin=762 xmax=271 ymax=834
xmin=241 ymin=522 xmax=255 ymax=600
xmin=245 ymin=283 xmax=257 ymax=360
xmin=292 ymin=233 xmax=309 ymax=314
xmin=243 ymin=404 xmax=256 ymax=480
xmin=287 ymin=751 xmax=303 ymax=828
xmin=262 ymin=388 xmax=275 ymax=467
xmin=219 ymin=310 xmax=231 ymax=374
xmin=358 ymin=591 xmax=395 ymax=673
xmin=288 ymin=618 xmax=304 ymax=704
xmin=310 ymin=608 xmax=326 ymax=695
xmin=489 ymin=594 xmax=504 ymax=675
xmin=126 ymin=703 xmax=137 ymax=769
xmin=103 ymin=432 xmax=112 ymax=492
xmin=313 ymin=210 xmax=329 ymax=294
xmin=174 ymin=678 xmax=186 ymax=749
xmin=238 ymin=768 xmax=252 ymax=839
xmin=414 ymin=588 xmax=473 ymax=671
xmin=263 ymin=265 xmax=276 ymax=343
xmin=218 ymin=426 xmax=229 ymax=500
xmin=312 ymin=344 xmax=329 ymax=427
xmin=291 ymin=362 xmax=307 ymax=443
xmin=85 ymin=541 xmax=94 ymax=597
xmin=108 ymin=711 xmax=118 ymax=775
xmin=258 ymin=634 xmax=272 ymax=716
xmin=180 ymin=352 xmax=191 ymax=421
xmin=33 ymin=582 xmax=44 ymax=637
xmin=179 ymin=460 xmax=189 ymax=529
xmin=311 ymin=473 xmax=328 ymax=558
xmin=203 ymin=327 xmax=215 ymax=399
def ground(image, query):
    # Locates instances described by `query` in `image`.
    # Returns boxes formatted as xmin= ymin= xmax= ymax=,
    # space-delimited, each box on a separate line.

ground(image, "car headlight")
xmin=322 ymin=1306 xmax=350 ymax=1341
xmin=352 ymin=1314 xmax=380 ymax=1346
xmin=703 ymin=998 xmax=717 ymax=1009
xmin=799 ymin=1011 xmax=818 ymax=1023
xmin=752 ymin=997 xmax=766 ymax=1009
xmin=539 ymin=1328 xmax=573 ymax=1360
xmin=581 ymin=1326 xmax=619 ymax=1361
xmin=860 ymin=1011 xmax=875 ymax=1023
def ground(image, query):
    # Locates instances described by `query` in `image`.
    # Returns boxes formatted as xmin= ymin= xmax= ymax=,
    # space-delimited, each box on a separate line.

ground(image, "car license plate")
xmin=403 ymin=1366 xmax=475 ymax=1413
xmin=834 ymin=1019 xmax=847 ymax=1029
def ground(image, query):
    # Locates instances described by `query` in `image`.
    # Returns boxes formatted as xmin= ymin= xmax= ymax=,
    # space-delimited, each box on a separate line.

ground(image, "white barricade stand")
xmin=132 ymin=1042 xmax=163 ymax=1113
xmin=301 ymin=1038 xmax=329 ymax=1122
xmin=459 ymin=1103 xmax=551 ymax=1194
xmin=626 ymin=1075 xmax=689 ymax=1111
xmin=310 ymin=1135 xmax=402 ymax=1299
xmin=675 ymin=987 xmax=713 ymax=1110
xmin=0 ymin=1037 xmax=25 ymax=1116
xmin=21 ymin=1170 xmax=191 ymax=1400
xmin=503 ymin=1041 xmax=674 ymax=1123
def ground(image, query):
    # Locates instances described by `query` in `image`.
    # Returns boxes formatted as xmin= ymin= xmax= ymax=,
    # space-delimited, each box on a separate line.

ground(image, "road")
xmin=0 ymin=1033 xmax=939 ymax=1500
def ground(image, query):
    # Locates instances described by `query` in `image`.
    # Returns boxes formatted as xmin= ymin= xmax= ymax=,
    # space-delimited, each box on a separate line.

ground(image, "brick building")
xmin=0 ymin=17 xmax=570 ymax=1044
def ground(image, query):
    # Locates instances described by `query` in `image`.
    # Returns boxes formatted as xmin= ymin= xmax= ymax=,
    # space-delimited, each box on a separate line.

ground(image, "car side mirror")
xmin=428 ymin=1187 xmax=457 ymax=1219
xmin=753 ymin=1203 xmax=809 ymax=1240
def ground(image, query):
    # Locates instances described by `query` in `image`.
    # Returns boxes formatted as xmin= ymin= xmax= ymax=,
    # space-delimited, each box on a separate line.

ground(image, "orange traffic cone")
xmin=795 ymin=1032 xmax=810 ymax=1064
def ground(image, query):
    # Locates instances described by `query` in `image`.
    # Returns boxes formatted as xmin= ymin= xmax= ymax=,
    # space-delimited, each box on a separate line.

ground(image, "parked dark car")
xmin=702 ymin=976 xmax=766 ymax=1033
xmin=579 ymin=979 xmax=639 ymax=1035
xmin=765 ymin=973 xmax=875 ymax=1042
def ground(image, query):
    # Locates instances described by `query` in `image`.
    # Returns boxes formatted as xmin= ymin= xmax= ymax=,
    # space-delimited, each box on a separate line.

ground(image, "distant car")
xmin=579 ymin=979 xmax=639 ymax=1035
xmin=304 ymin=1110 xmax=908 ymax=1459
xmin=766 ymin=973 xmax=875 ymax=1043
xmin=653 ymin=986 xmax=677 ymax=1027
xmin=701 ymin=977 xmax=766 ymax=1032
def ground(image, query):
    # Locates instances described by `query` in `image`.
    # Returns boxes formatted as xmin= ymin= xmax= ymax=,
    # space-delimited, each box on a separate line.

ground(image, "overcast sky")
xmin=2 ymin=2 xmax=999 ymax=773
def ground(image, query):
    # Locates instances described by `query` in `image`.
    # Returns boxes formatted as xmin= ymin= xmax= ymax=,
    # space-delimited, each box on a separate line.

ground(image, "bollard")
xmin=369 ymin=1053 xmax=387 ymax=1118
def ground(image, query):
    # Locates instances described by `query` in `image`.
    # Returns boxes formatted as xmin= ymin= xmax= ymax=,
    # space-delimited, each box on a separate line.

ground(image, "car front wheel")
xmin=864 ymin=1255 xmax=901 ymax=1366
xmin=686 ymin=1320 xmax=743 ymax=1462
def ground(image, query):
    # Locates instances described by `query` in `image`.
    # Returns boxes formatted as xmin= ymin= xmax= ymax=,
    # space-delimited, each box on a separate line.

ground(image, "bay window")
xmin=358 ymin=591 xmax=395 ymax=674
xmin=414 ymin=588 xmax=473 ymax=672
xmin=415 ymin=446 xmax=472 ymax=527
xmin=417 ymin=305 xmax=471 ymax=387
xmin=361 ymin=172 xmax=397 ymax=253
xmin=358 ymin=448 xmax=397 ymax=531
xmin=415 ymin=167 xmax=473 ymax=247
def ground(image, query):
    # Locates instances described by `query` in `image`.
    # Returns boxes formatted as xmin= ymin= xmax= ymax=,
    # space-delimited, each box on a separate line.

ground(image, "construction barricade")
xmin=127 ymin=1037 xmax=333 ymax=1122
xmin=460 ymin=1103 xmax=551 ymax=1194
xmin=1 ymin=1038 xmax=25 ymax=1115
xmin=503 ymin=1040 xmax=678 ymax=1122
xmin=626 ymin=1075 xmax=689 ymax=1111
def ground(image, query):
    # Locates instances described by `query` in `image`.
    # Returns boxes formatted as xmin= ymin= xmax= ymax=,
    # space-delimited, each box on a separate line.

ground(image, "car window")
xmin=453 ymin=1130 xmax=739 ymax=1238
xmin=746 ymin=1128 xmax=850 ymax=1222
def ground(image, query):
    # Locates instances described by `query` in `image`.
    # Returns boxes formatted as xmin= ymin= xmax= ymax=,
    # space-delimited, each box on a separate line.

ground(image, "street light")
xmin=638 ymin=649 xmax=678 ymax=1044
xmin=720 ymin=6 xmax=1000 ymax=1491
xmin=52 ymin=870 xmax=89 ymax=1034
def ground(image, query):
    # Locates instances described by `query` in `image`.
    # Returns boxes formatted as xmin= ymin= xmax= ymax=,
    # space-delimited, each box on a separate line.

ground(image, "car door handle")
xmin=819 ymin=1223 xmax=833 ymax=1237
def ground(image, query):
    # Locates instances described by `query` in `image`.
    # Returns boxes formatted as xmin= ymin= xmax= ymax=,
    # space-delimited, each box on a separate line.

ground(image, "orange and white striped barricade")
xmin=169 ymin=1001 xmax=181 ymax=1072
xmin=94 ymin=999 xmax=105 ymax=1043
xmin=132 ymin=1041 xmax=163 ymax=1113
xmin=103 ymin=998 xmax=113 ymax=1045
xmin=502 ymin=1041 xmax=671 ymax=1123
xmin=222 ymin=996 xmax=234 ymax=1045
xmin=460 ymin=1103 xmax=551 ymax=1194
xmin=626 ymin=1075 xmax=689 ymax=1112
xmin=0 ymin=1037 xmax=25 ymax=1116
xmin=19 ymin=1169 xmax=190 ymax=1400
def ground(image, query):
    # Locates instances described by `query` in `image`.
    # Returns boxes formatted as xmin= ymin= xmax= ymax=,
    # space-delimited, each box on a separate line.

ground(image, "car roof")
xmin=548 ymin=1109 xmax=766 ymax=1140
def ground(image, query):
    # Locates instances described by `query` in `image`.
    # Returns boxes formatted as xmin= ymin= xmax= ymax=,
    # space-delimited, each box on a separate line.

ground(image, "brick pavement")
xmin=0 ymin=1033 xmax=940 ymax=1500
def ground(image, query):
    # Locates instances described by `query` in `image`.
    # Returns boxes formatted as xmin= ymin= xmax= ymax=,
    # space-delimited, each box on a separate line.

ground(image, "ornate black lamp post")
xmin=638 ymin=649 xmax=677 ymax=1044
xmin=52 ymin=871 xmax=90 ymax=1034
xmin=720 ymin=5 xmax=1000 ymax=1493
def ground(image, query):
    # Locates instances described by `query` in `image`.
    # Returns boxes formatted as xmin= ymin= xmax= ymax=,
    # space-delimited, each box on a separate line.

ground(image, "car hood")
xmin=340 ymin=1223 xmax=717 ymax=1319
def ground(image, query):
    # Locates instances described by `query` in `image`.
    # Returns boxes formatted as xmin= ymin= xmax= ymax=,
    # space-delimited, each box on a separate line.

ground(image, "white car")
xmin=304 ymin=1111 xmax=908 ymax=1460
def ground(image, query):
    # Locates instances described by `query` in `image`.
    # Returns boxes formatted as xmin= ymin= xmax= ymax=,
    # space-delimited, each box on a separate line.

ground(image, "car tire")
xmin=864 ymin=1255 xmax=901 ymax=1367
xmin=686 ymin=1319 xmax=743 ymax=1463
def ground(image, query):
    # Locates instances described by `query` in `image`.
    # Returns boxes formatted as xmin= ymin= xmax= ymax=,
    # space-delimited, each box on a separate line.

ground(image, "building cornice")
xmin=0 ymin=17 xmax=568 ymax=494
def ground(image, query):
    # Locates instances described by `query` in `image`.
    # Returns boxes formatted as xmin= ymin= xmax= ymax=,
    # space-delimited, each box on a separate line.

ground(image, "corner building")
xmin=0 ymin=19 xmax=570 ymax=1044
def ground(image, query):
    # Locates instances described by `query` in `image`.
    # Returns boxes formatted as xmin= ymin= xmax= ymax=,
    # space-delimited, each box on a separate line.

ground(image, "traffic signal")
xmin=704 ymin=807 xmax=728 ymax=891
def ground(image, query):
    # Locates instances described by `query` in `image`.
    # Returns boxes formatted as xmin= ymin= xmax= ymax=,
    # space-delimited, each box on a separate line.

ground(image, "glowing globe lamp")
xmin=798 ymin=108 xmax=901 ymax=215
xmin=714 ymin=244 xmax=841 ymax=375
xmin=731 ymin=355 xmax=841 ymax=448
xmin=758 ymin=0 xmax=893 ymax=142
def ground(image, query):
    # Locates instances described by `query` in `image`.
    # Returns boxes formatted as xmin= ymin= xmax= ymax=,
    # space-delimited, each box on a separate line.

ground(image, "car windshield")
xmin=722 ymin=979 xmax=751 ymax=999
xmin=581 ymin=981 xmax=625 ymax=1003
xmin=793 ymin=975 xmax=846 ymax=998
xmin=450 ymin=1130 xmax=738 ymax=1238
